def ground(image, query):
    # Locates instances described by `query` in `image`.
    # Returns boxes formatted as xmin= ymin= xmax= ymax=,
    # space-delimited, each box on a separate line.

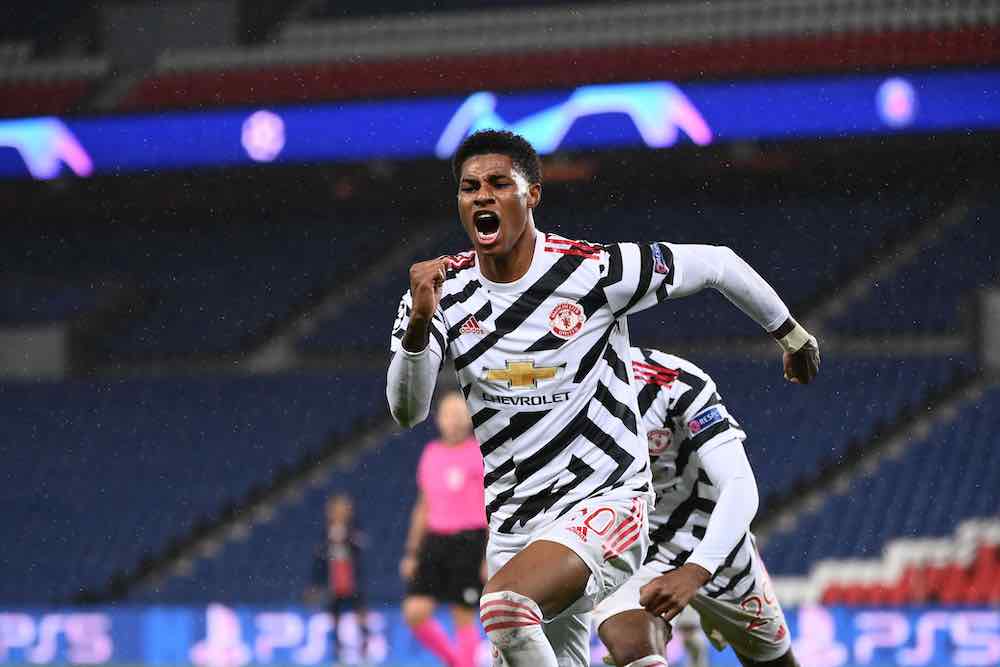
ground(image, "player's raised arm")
xmin=386 ymin=258 xmax=449 ymax=427
xmin=603 ymin=242 xmax=820 ymax=383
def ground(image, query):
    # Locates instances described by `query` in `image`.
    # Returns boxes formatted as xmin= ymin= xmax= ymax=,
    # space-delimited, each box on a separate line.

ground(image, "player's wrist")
xmin=771 ymin=317 xmax=814 ymax=354
xmin=680 ymin=561 xmax=713 ymax=585
xmin=401 ymin=317 xmax=431 ymax=354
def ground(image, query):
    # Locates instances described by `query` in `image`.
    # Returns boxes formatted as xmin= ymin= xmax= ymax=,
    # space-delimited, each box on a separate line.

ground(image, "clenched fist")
xmin=401 ymin=257 xmax=449 ymax=352
xmin=783 ymin=338 xmax=820 ymax=384
xmin=409 ymin=257 xmax=449 ymax=320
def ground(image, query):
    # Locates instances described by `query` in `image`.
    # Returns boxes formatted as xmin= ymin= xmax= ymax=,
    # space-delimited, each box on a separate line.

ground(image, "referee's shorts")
xmin=408 ymin=528 xmax=488 ymax=607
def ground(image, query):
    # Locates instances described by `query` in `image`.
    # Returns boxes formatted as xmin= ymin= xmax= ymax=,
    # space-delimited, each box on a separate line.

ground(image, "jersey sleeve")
xmin=602 ymin=242 xmax=679 ymax=317
xmin=389 ymin=290 xmax=448 ymax=363
xmin=605 ymin=242 xmax=791 ymax=333
xmin=673 ymin=369 xmax=745 ymax=458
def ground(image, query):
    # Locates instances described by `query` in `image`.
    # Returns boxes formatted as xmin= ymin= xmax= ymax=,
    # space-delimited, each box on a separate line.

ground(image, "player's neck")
xmin=478 ymin=224 xmax=537 ymax=283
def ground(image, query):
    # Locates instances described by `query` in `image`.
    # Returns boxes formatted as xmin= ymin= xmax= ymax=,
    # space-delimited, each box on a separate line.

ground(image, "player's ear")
xmin=528 ymin=183 xmax=541 ymax=209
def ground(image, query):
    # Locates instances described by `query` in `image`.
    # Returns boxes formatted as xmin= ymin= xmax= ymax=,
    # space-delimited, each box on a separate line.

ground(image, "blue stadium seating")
xmin=0 ymin=371 xmax=386 ymax=603
xmin=693 ymin=354 xmax=974 ymax=499
xmin=133 ymin=422 xmax=434 ymax=605
xmin=299 ymin=193 xmax=925 ymax=352
xmin=0 ymin=275 xmax=112 ymax=325
xmin=828 ymin=204 xmax=998 ymax=335
xmin=762 ymin=385 xmax=1000 ymax=575
xmin=297 ymin=226 xmax=471 ymax=354
xmin=0 ymin=220 xmax=380 ymax=359
xmin=128 ymin=354 xmax=972 ymax=604
xmin=0 ymin=191 xmax=981 ymax=607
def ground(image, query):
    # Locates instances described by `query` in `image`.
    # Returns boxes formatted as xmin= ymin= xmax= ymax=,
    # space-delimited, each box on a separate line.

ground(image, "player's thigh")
xmin=483 ymin=538 xmax=592 ymax=619
xmin=542 ymin=608 xmax=593 ymax=667
xmin=484 ymin=494 xmax=649 ymax=619
xmin=536 ymin=494 xmax=650 ymax=612
xmin=689 ymin=581 xmax=791 ymax=663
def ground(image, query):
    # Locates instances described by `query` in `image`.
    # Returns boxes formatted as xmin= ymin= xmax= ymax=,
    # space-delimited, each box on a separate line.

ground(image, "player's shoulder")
xmin=597 ymin=240 xmax=677 ymax=283
xmin=541 ymin=232 xmax=604 ymax=260
xmin=630 ymin=347 xmax=712 ymax=385
xmin=443 ymin=249 xmax=476 ymax=273
xmin=630 ymin=348 xmax=677 ymax=386
xmin=442 ymin=249 xmax=478 ymax=282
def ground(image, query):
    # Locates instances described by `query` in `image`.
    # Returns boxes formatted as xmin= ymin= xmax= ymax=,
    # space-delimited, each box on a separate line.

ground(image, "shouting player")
xmin=386 ymin=130 xmax=819 ymax=667
xmin=593 ymin=348 xmax=799 ymax=667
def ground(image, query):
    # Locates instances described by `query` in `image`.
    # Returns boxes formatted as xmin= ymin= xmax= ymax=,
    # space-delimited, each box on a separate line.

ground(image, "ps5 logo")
xmin=436 ymin=82 xmax=713 ymax=158
xmin=0 ymin=117 xmax=93 ymax=180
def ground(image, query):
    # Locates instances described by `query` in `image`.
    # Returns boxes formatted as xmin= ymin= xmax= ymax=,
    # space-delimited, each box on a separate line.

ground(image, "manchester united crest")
xmin=647 ymin=428 xmax=673 ymax=455
xmin=548 ymin=302 xmax=585 ymax=339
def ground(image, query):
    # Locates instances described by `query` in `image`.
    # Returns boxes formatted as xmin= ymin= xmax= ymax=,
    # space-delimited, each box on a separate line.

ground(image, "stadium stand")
xmin=0 ymin=275 xmax=118 ymax=325
xmin=1 ymin=219 xmax=388 ymax=360
xmin=297 ymin=224 xmax=470 ymax=355
xmin=1 ymin=174 xmax=991 ymax=606
xmin=0 ymin=59 xmax=107 ymax=117
xmin=829 ymin=201 xmax=998 ymax=335
xmin=300 ymin=192 xmax=931 ymax=354
xmin=116 ymin=2 xmax=1000 ymax=110
xmin=0 ymin=0 xmax=994 ymax=614
xmin=134 ymin=422 xmax=434 ymax=604
xmin=762 ymin=386 xmax=1000 ymax=581
xmin=772 ymin=516 xmax=1000 ymax=607
xmin=116 ymin=353 xmax=972 ymax=605
xmin=0 ymin=0 xmax=107 ymax=117
xmin=0 ymin=370 xmax=386 ymax=603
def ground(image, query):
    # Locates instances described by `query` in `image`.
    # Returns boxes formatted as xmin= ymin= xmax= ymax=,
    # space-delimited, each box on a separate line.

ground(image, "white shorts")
xmin=487 ymin=492 xmax=650 ymax=667
xmin=592 ymin=553 xmax=791 ymax=662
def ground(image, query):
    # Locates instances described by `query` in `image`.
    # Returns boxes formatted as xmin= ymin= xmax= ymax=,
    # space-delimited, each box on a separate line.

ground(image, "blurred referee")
xmin=400 ymin=391 xmax=487 ymax=667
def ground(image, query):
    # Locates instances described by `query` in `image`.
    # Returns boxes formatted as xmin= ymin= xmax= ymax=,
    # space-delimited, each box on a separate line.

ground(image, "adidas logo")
xmin=459 ymin=316 xmax=483 ymax=335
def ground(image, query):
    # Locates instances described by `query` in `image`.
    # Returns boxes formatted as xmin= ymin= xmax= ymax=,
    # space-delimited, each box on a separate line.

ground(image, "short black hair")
xmin=451 ymin=129 xmax=542 ymax=185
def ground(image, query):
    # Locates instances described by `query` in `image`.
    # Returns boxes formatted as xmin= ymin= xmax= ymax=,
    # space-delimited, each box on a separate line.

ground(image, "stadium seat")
xmin=0 ymin=371 xmax=387 ymax=603
xmin=764 ymin=387 xmax=1000 ymax=592
xmin=829 ymin=202 xmax=999 ymax=335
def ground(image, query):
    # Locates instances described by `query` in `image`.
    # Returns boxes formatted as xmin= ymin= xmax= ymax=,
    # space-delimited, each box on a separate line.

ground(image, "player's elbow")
xmin=716 ymin=245 xmax=742 ymax=270
xmin=741 ymin=476 xmax=760 ymax=521
xmin=701 ymin=245 xmax=741 ymax=287
xmin=387 ymin=397 xmax=429 ymax=428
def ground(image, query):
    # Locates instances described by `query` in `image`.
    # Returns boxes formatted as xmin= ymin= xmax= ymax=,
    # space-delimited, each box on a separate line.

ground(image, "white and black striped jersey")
xmin=390 ymin=231 xmax=694 ymax=536
xmin=631 ymin=347 xmax=759 ymax=601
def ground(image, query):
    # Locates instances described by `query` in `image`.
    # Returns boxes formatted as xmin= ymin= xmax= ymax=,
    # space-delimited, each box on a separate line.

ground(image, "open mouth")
xmin=473 ymin=210 xmax=501 ymax=245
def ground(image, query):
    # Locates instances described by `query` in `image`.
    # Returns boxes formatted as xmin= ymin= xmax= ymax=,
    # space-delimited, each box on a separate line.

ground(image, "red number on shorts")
xmin=582 ymin=507 xmax=617 ymax=536
xmin=740 ymin=595 xmax=770 ymax=633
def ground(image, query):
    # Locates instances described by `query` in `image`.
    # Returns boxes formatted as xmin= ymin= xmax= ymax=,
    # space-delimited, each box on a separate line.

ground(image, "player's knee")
xmin=607 ymin=641 xmax=667 ymax=667
xmin=621 ymin=657 xmax=668 ymax=667
xmin=402 ymin=596 xmax=435 ymax=627
xmin=598 ymin=611 xmax=667 ymax=667
xmin=479 ymin=590 xmax=544 ymax=648
xmin=737 ymin=648 xmax=799 ymax=667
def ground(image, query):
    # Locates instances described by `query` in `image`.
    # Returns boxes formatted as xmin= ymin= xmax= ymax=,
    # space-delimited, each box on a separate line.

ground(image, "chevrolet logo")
xmin=484 ymin=360 xmax=561 ymax=389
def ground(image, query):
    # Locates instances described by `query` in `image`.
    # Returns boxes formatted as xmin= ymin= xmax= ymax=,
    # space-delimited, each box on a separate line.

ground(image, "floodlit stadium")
xmin=1 ymin=1 xmax=998 ymax=666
